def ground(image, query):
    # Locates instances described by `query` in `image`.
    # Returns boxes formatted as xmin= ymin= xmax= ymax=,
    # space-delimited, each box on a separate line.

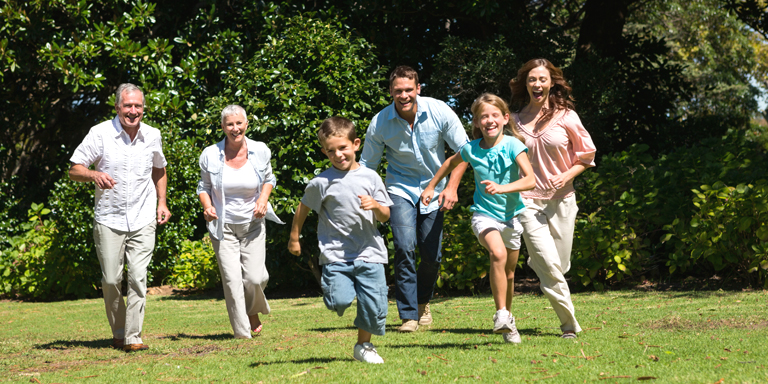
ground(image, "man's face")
xmin=115 ymin=90 xmax=144 ymax=131
xmin=389 ymin=77 xmax=421 ymax=117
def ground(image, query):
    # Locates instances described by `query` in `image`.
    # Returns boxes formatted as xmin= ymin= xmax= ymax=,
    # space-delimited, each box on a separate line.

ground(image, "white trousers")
xmin=93 ymin=221 xmax=156 ymax=345
xmin=211 ymin=219 xmax=270 ymax=339
xmin=519 ymin=195 xmax=582 ymax=333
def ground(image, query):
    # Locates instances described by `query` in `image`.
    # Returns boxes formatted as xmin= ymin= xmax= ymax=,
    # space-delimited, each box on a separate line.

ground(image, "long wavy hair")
xmin=471 ymin=93 xmax=524 ymax=143
xmin=509 ymin=58 xmax=575 ymax=125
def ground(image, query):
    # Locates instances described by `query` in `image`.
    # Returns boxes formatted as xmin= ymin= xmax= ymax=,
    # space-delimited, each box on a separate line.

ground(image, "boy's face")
xmin=320 ymin=135 xmax=361 ymax=171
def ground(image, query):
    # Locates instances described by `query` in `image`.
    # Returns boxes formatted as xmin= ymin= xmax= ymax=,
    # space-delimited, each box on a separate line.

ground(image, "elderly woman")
xmin=197 ymin=104 xmax=283 ymax=339
xmin=509 ymin=59 xmax=596 ymax=339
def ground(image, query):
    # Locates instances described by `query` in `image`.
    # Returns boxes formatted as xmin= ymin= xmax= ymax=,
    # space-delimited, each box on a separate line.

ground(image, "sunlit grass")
xmin=2 ymin=289 xmax=768 ymax=383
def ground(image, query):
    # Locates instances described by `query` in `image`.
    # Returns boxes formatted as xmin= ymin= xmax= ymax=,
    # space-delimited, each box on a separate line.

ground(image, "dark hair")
xmin=471 ymin=93 xmax=524 ymax=142
xmin=317 ymin=116 xmax=357 ymax=145
xmin=509 ymin=58 xmax=575 ymax=124
xmin=389 ymin=65 xmax=419 ymax=88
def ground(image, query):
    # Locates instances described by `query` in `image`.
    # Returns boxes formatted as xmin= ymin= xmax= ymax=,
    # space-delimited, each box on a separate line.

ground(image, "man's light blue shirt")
xmin=360 ymin=95 xmax=470 ymax=213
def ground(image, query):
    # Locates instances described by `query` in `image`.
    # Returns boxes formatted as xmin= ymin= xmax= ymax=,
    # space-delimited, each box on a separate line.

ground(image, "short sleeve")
xmin=70 ymin=128 xmax=101 ymax=167
xmin=371 ymin=173 xmax=392 ymax=207
xmin=563 ymin=111 xmax=596 ymax=167
xmin=509 ymin=136 xmax=528 ymax=158
xmin=301 ymin=179 xmax=324 ymax=212
xmin=152 ymin=134 xmax=167 ymax=168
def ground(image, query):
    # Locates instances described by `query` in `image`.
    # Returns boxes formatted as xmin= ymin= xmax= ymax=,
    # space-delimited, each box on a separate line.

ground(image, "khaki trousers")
xmin=519 ymin=195 xmax=582 ymax=333
xmin=211 ymin=219 xmax=270 ymax=339
xmin=93 ymin=221 xmax=156 ymax=345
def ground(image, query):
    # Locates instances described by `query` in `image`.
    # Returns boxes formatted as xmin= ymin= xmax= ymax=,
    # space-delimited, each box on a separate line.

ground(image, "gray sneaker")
xmin=353 ymin=342 xmax=384 ymax=364
xmin=502 ymin=316 xmax=522 ymax=343
xmin=493 ymin=310 xmax=513 ymax=334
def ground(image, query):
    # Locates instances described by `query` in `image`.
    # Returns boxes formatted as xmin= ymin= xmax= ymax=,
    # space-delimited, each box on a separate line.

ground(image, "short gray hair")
xmin=221 ymin=104 xmax=247 ymax=125
xmin=115 ymin=83 xmax=144 ymax=107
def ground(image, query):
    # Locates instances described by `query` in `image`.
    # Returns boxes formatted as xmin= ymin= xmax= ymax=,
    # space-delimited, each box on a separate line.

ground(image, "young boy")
xmin=288 ymin=116 xmax=393 ymax=364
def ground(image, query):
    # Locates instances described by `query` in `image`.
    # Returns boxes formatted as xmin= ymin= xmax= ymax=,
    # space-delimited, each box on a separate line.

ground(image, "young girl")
xmin=420 ymin=93 xmax=535 ymax=343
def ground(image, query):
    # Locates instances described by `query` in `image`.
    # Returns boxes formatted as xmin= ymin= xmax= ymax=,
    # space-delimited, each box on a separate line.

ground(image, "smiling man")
xmin=360 ymin=66 xmax=470 ymax=332
xmin=69 ymin=83 xmax=171 ymax=352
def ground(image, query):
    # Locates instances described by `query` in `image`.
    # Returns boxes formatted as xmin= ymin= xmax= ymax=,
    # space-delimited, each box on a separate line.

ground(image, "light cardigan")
xmin=197 ymin=137 xmax=284 ymax=241
xmin=514 ymin=110 xmax=596 ymax=200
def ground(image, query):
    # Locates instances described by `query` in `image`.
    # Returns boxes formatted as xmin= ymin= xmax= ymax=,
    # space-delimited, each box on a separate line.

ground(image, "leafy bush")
xmin=165 ymin=236 xmax=220 ymax=290
xmin=0 ymin=203 xmax=55 ymax=297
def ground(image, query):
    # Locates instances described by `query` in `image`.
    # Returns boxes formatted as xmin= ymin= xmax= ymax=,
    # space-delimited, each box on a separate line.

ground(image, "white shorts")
xmin=471 ymin=212 xmax=523 ymax=250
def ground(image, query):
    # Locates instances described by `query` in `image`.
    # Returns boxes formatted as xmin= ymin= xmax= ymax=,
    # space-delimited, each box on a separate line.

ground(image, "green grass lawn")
xmin=2 ymin=289 xmax=767 ymax=383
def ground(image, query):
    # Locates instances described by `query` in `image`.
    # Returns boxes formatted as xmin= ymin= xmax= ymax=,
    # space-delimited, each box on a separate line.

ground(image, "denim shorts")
xmin=470 ymin=212 xmax=523 ymax=250
xmin=321 ymin=261 xmax=388 ymax=336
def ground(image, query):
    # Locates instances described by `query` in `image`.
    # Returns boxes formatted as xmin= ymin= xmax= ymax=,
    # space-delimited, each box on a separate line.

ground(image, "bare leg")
xmin=249 ymin=314 xmax=261 ymax=332
xmin=479 ymin=229 xmax=509 ymax=311
xmin=505 ymin=248 xmax=519 ymax=310
xmin=357 ymin=328 xmax=373 ymax=345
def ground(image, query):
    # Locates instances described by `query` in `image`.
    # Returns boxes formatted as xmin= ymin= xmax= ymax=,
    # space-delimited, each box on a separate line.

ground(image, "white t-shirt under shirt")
xmin=301 ymin=166 xmax=393 ymax=265
xmin=222 ymin=163 xmax=261 ymax=224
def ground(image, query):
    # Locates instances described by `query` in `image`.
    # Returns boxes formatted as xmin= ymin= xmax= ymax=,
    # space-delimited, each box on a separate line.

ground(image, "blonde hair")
xmin=470 ymin=93 xmax=524 ymax=143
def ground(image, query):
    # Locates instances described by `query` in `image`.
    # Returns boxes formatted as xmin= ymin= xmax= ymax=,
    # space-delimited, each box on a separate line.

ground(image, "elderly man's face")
xmin=115 ymin=90 xmax=144 ymax=131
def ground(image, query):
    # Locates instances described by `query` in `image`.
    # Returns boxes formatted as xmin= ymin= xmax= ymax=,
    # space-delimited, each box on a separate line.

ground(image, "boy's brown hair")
xmin=317 ymin=116 xmax=357 ymax=145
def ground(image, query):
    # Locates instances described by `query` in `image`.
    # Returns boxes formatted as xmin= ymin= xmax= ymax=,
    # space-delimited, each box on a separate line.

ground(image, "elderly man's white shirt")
xmin=70 ymin=116 xmax=167 ymax=232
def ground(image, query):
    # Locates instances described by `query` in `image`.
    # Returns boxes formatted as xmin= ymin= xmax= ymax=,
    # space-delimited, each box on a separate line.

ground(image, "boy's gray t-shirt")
xmin=301 ymin=166 xmax=393 ymax=265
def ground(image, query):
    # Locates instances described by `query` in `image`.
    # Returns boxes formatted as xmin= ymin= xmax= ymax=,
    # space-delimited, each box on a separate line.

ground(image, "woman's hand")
xmin=287 ymin=238 xmax=301 ymax=256
xmin=203 ymin=206 xmax=218 ymax=222
xmin=548 ymin=173 xmax=572 ymax=190
xmin=254 ymin=197 xmax=268 ymax=218
xmin=420 ymin=186 xmax=436 ymax=206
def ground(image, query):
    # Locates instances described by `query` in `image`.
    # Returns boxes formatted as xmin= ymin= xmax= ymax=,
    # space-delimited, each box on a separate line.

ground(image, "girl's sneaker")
xmin=354 ymin=342 xmax=384 ymax=364
xmin=502 ymin=317 xmax=522 ymax=343
xmin=493 ymin=309 xmax=513 ymax=333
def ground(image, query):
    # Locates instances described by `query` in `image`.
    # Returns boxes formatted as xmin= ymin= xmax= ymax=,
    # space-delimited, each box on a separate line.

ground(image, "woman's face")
xmin=526 ymin=66 xmax=552 ymax=106
xmin=222 ymin=113 xmax=248 ymax=145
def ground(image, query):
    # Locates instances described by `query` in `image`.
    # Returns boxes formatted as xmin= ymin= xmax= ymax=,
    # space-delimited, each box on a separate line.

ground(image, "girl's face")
xmin=526 ymin=65 xmax=552 ymax=106
xmin=478 ymin=103 xmax=509 ymax=144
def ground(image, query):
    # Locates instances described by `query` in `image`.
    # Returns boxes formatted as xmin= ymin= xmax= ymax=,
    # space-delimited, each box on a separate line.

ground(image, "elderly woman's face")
xmin=222 ymin=113 xmax=248 ymax=144
xmin=526 ymin=66 xmax=551 ymax=106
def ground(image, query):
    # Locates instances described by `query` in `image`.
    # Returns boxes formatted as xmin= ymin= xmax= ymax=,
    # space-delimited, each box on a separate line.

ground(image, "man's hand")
xmin=437 ymin=187 xmax=459 ymax=211
xmin=157 ymin=204 xmax=171 ymax=225
xmin=93 ymin=171 xmax=117 ymax=189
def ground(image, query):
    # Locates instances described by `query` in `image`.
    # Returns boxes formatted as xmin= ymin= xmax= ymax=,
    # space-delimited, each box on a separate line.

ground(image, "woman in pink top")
xmin=509 ymin=58 xmax=596 ymax=338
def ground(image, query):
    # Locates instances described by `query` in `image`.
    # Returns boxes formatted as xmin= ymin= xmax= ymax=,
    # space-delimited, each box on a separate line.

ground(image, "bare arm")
xmin=69 ymin=163 xmax=116 ymax=189
xmin=198 ymin=192 xmax=218 ymax=222
xmin=288 ymin=202 xmax=311 ymax=256
xmin=420 ymin=153 xmax=465 ymax=206
xmin=481 ymin=152 xmax=536 ymax=195
xmin=254 ymin=183 xmax=274 ymax=219
xmin=548 ymin=163 xmax=589 ymax=190
xmin=152 ymin=167 xmax=171 ymax=225
xmin=437 ymin=161 xmax=469 ymax=211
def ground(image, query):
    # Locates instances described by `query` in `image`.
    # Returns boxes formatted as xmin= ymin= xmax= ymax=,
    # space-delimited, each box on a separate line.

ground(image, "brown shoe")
xmin=111 ymin=338 xmax=124 ymax=350
xmin=123 ymin=343 xmax=149 ymax=352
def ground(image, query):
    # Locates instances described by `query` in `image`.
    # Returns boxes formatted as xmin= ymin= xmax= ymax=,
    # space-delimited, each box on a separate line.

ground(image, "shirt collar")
xmin=386 ymin=95 xmax=423 ymax=122
xmin=110 ymin=116 xmax=145 ymax=140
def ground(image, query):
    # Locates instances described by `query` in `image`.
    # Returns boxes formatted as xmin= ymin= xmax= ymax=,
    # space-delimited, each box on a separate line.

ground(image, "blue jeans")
xmin=389 ymin=194 xmax=444 ymax=320
xmin=321 ymin=261 xmax=388 ymax=336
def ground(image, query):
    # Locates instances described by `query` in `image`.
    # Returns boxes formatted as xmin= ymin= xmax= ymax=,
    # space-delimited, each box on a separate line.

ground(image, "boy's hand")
xmin=358 ymin=195 xmax=380 ymax=211
xmin=481 ymin=180 xmax=504 ymax=195
xmin=288 ymin=238 xmax=301 ymax=256
xmin=420 ymin=186 xmax=436 ymax=206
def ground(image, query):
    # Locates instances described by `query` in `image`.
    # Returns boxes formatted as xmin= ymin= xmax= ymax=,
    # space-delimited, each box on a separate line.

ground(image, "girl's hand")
xmin=481 ymin=180 xmax=504 ymax=195
xmin=420 ymin=186 xmax=436 ymax=206
xmin=548 ymin=173 xmax=572 ymax=190
xmin=203 ymin=206 xmax=218 ymax=222
xmin=253 ymin=197 xmax=268 ymax=218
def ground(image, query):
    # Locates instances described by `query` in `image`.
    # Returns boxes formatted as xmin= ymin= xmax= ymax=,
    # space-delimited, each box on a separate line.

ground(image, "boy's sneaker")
xmin=353 ymin=342 xmax=384 ymax=364
xmin=502 ymin=316 xmax=522 ymax=344
xmin=398 ymin=319 xmax=419 ymax=332
xmin=418 ymin=303 xmax=433 ymax=325
xmin=493 ymin=310 xmax=513 ymax=334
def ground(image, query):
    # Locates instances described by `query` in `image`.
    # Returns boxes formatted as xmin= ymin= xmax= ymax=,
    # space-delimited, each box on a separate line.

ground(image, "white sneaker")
xmin=353 ymin=342 xmax=384 ymax=364
xmin=502 ymin=316 xmax=522 ymax=344
xmin=493 ymin=309 xmax=513 ymax=334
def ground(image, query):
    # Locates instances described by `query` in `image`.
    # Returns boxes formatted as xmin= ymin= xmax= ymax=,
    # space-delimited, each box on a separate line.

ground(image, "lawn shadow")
xmin=35 ymin=338 xmax=114 ymax=350
xmin=249 ymin=357 xmax=343 ymax=367
xmin=425 ymin=327 xmax=542 ymax=336
xmin=155 ymin=333 xmax=233 ymax=341
xmin=156 ymin=289 xmax=225 ymax=301
xmin=308 ymin=326 xmax=357 ymax=332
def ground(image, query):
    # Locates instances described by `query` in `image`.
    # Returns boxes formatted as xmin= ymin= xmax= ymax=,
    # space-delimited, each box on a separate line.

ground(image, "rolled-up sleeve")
xmin=360 ymin=121 xmax=384 ymax=170
xmin=564 ymin=111 xmax=596 ymax=167
xmin=440 ymin=103 xmax=470 ymax=152
xmin=196 ymin=150 xmax=212 ymax=196
xmin=261 ymin=145 xmax=277 ymax=188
